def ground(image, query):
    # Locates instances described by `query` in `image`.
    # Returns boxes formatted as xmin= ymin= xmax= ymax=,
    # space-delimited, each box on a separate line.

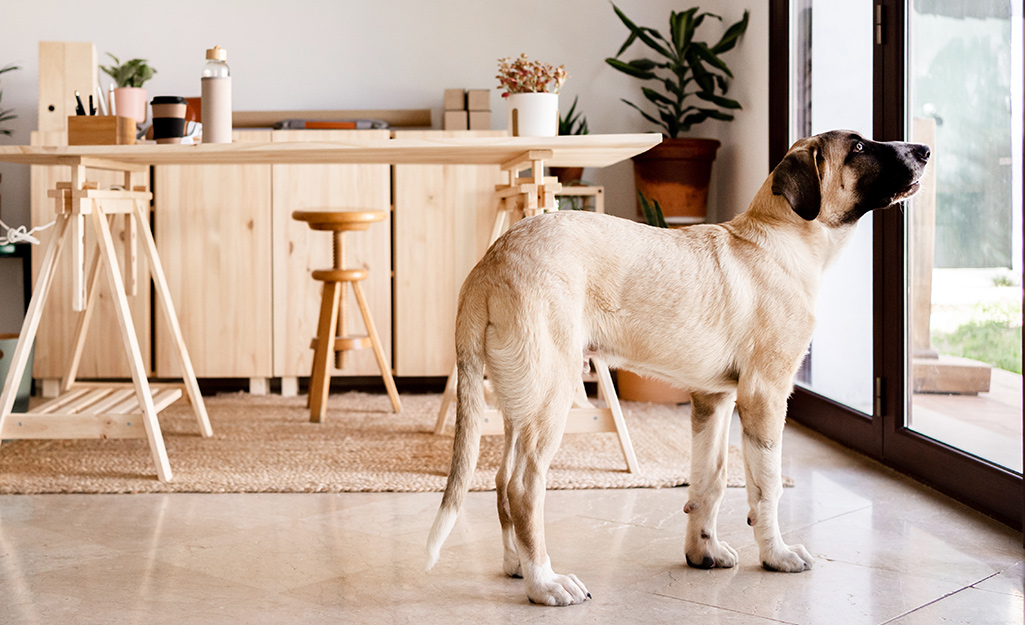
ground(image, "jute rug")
xmin=0 ymin=392 xmax=785 ymax=494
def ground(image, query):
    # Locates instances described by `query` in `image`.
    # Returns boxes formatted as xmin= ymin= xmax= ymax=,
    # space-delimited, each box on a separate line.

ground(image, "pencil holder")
xmin=67 ymin=116 xmax=137 ymax=145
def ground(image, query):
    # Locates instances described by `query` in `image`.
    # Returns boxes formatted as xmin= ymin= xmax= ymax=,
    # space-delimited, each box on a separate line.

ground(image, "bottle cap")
xmin=205 ymin=46 xmax=227 ymax=61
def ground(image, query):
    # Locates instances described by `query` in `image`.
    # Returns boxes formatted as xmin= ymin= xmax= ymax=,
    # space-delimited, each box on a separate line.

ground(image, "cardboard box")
xmin=67 ymin=116 xmax=136 ymax=145
xmin=468 ymin=110 xmax=492 ymax=130
xmin=466 ymin=89 xmax=490 ymax=111
xmin=442 ymin=110 xmax=468 ymax=131
xmin=443 ymin=89 xmax=466 ymax=111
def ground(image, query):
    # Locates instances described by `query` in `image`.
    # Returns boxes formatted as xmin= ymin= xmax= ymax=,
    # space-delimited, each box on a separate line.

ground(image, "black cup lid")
xmin=150 ymin=96 xmax=188 ymax=105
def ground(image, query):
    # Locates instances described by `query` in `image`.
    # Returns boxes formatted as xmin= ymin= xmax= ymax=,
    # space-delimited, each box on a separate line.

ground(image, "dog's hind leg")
xmin=506 ymin=383 xmax=590 ymax=606
xmin=496 ymin=418 xmax=521 ymax=578
xmin=736 ymin=377 xmax=813 ymax=573
xmin=684 ymin=391 xmax=739 ymax=569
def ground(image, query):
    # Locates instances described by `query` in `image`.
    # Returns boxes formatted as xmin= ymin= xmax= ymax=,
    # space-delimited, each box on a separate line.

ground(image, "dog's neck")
xmin=724 ymin=180 xmax=861 ymax=293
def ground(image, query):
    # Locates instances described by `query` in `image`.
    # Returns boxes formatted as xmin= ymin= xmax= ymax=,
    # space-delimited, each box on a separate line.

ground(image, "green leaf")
xmin=691 ymin=42 xmax=733 ymax=79
xmin=621 ymin=99 xmax=670 ymax=136
xmin=639 ymin=191 xmax=668 ymax=228
xmin=694 ymin=91 xmax=741 ymax=109
xmin=611 ymin=3 xmax=676 ymax=60
xmin=670 ymin=8 xmax=696 ymax=55
xmin=641 ymin=87 xmax=675 ymax=108
xmin=687 ymin=52 xmax=715 ymax=92
xmin=711 ymin=11 xmax=750 ymax=54
xmin=605 ymin=57 xmax=657 ymax=80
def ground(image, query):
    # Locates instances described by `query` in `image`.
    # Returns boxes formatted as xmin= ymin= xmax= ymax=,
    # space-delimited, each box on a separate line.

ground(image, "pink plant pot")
xmin=112 ymin=87 xmax=147 ymax=125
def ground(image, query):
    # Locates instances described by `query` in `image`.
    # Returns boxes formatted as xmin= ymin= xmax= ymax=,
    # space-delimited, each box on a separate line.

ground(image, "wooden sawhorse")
xmin=434 ymin=150 xmax=639 ymax=473
xmin=0 ymin=159 xmax=212 ymax=482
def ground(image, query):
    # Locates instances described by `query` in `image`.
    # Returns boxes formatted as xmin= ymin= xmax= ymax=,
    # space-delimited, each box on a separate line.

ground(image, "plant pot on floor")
xmin=0 ymin=334 xmax=33 ymax=413
xmin=549 ymin=166 xmax=584 ymax=186
xmin=616 ymin=369 xmax=690 ymax=404
xmin=633 ymin=137 xmax=720 ymax=226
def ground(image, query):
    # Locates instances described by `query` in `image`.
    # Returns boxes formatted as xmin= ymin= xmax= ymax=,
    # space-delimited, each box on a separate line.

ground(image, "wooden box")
xmin=468 ymin=110 xmax=492 ymax=130
xmin=442 ymin=110 xmax=468 ymax=131
xmin=443 ymin=89 xmax=466 ymax=111
xmin=466 ymin=89 xmax=490 ymax=111
xmin=67 ymin=116 xmax=136 ymax=145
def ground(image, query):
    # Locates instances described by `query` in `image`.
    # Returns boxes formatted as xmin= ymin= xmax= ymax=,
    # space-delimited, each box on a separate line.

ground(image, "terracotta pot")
xmin=633 ymin=137 xmax=721 ymax=225
xmin=549 ymin=166 xmax=584 ymax=186
xmin=112 ymin=87 xmax=147 ymax=125
xmin=616 ymin=369 xmax=691 ymax=404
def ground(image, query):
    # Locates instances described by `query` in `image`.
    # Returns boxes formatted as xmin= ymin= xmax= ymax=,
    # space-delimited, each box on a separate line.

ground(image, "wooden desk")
xmin=0 ymin=134 xmax=661 ymax=480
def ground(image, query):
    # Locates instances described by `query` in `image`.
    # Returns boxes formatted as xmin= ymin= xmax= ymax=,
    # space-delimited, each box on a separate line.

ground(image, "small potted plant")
xmin=550 ymin=96 xmax=589 ymax=186
xmin=496 ymin=53 xmax=567 ymax=137
xmin=100 ymin=53 xmax=157 ymax=125
xmin=606 ymin=4 xmax=748 ymax=224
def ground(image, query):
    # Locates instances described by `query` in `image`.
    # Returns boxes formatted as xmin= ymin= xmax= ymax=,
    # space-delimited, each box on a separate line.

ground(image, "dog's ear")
xmin=771 ymin=146 xmax=822 ymax=220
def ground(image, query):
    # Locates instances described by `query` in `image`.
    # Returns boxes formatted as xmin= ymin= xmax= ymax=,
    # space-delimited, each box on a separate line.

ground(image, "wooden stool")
xmin=293 ymin=210 xmax=401 ymax=421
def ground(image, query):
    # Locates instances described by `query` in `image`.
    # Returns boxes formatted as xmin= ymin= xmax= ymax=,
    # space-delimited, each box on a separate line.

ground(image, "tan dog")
xmin=427 ymin=131 xmax=929 ymax=606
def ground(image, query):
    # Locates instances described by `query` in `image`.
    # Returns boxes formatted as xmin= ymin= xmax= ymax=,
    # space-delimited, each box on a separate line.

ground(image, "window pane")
xmin=907 ymin=0 xmax=1023 ymax=473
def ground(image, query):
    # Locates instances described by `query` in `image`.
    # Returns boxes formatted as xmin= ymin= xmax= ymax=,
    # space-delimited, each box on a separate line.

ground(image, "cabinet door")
xmin=271 ymin=129 xmax=392 ymax=378
xmin=392 ymin=130 xmax=506 ymax=376
xmin=153 ymin=130 xmax=273 ymax=378
xmin=29 ymin=131 xmax=151 ymax=380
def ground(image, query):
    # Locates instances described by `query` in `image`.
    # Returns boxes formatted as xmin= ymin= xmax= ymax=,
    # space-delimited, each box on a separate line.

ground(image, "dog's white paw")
xmin=761 ymin=543 xmax=813 ymax=572
xmin=686 ymin=538 xmax=738 ymax=569
xmin=526 ymin=572 xmax=591 ymax=606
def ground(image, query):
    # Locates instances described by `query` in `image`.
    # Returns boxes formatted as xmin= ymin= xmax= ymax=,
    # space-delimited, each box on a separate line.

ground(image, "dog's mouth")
xmin=892 ymin=180 xmax=921 ymax=203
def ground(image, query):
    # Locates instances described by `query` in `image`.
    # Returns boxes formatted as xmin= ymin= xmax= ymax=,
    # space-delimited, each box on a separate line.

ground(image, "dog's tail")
xmin=426 ymin=288 xmax=488 ymax=571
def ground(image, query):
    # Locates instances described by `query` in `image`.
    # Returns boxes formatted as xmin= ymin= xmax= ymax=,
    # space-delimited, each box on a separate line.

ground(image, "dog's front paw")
xmin=686 ymin=538 xmax=738 ymax=569
xmin=526 ymin=573 xmax=591 ymax=606
xmin=761 ymin=543 xmax=813 ymax=572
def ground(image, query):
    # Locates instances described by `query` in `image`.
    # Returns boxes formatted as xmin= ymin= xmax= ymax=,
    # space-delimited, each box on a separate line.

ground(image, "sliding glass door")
xmin=773 ymin=0 xmax=1023 ymax=529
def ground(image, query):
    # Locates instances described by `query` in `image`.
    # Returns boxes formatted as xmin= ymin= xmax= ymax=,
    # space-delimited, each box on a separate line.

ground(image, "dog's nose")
xmin=911 ymin=143 xmax=931 ymax=163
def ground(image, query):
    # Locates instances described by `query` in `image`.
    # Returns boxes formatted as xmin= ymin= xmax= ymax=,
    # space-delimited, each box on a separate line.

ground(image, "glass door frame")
xmin=769 ymin=0 xmax=1024 ymax=531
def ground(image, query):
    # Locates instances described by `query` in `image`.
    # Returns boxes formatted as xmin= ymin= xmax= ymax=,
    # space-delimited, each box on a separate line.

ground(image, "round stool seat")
xmin=311 ymin=268 xmax=369 ymax=283
xmin=292 ymin=210 xmax=387 ymax=232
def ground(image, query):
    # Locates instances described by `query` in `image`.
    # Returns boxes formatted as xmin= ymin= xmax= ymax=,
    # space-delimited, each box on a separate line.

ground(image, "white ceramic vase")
xmin=506 ymin=93 xmax=559 ymax=137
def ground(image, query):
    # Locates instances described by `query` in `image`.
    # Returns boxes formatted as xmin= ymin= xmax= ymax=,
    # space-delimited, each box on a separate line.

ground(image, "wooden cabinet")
xmin=270 ymin=129 xmax=392 ymax=378
xmin=153 ymin=131 xmax=273 ymax=378
xmin=29 ymin=131 xmax=151 ymax=381
xmin=392 ymin=130 xmax=506 ymax=376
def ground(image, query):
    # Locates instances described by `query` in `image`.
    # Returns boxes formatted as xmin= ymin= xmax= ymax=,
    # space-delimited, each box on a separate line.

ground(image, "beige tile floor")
xmin=0 ymin=411 xmax=1021 ymax=625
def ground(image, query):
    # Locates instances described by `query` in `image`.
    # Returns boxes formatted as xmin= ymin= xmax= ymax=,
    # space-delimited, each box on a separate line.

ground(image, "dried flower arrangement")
xmin=496 ymin=54 xmax=568 ymax=97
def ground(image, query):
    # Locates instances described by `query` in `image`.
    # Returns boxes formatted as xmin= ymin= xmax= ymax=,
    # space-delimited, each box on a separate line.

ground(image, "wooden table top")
xmin=0 ymin=133 xmax=662 ymax=170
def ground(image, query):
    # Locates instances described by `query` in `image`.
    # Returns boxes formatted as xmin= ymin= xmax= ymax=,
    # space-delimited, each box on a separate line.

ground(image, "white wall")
xmin=0 ymin=0 xmax=768 ymax=332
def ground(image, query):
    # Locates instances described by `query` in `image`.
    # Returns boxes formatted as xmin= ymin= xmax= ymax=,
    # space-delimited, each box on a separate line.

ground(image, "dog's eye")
xmin=852 ymin=141 xmax=865 ymax=153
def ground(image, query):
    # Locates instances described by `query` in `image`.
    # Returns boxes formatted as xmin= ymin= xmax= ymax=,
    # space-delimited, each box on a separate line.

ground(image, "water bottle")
xmin=201 ymin=46 xmax=232 ymax=143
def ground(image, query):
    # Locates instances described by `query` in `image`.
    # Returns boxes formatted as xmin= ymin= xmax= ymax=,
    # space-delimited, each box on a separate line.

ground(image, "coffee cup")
xmin=151 ymin=96 xmax=188 ymax=144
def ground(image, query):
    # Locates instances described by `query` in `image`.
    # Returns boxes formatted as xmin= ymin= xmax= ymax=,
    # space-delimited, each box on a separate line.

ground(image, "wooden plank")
xmin=0 ymin=134 xmax=663 ymax=168
xmin=83 ymin=388 xmax=136 ymax=413
xmin=32 ymin=386 xmax=92 ymax=414
xmin=91 ymin=204 xmax=172 ymax=481
xmin=1 ymin=413 xmax=148 ymax=439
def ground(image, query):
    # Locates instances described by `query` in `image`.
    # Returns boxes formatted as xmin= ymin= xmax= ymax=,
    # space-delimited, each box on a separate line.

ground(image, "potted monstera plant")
xmin=101 ymin=53 xmax=156 ymax=125
xmin=606 ymin=4 xmax=748 ymax=224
